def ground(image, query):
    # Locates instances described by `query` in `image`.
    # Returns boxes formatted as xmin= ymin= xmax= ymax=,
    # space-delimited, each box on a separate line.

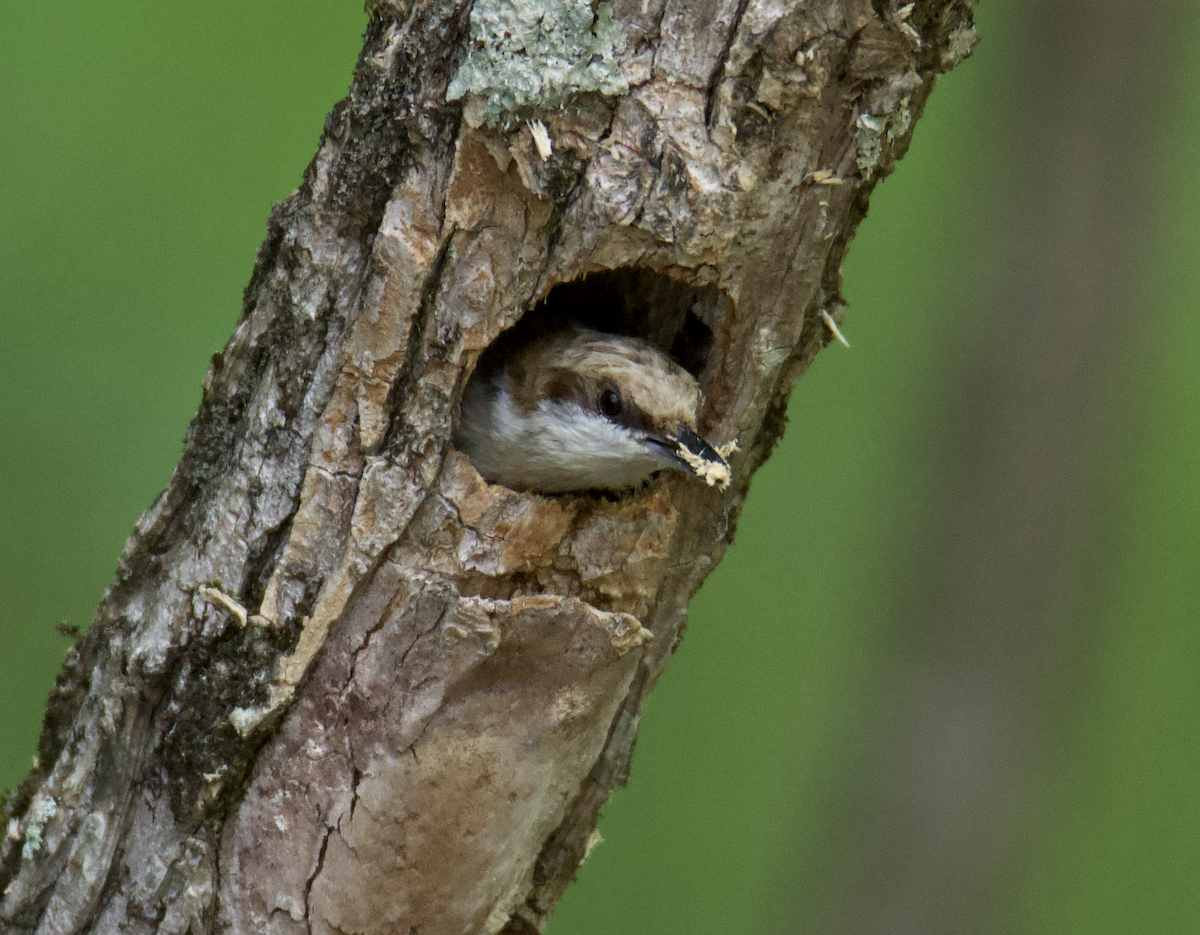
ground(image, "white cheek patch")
xmin=479 ymin=394 xmax=671 ymax=492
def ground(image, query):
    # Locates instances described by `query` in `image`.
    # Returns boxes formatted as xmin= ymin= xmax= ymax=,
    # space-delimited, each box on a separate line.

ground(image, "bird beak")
xmin=662 ymin=425 xmax=731 ymax=490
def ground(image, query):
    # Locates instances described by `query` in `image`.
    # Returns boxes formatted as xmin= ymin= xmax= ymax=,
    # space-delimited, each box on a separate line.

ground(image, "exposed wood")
xmin=0 ymin=2 xmax=974 ymax=933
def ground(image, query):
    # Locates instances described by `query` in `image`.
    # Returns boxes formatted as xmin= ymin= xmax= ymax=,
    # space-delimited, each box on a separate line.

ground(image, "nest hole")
xmin=473 ymin=268 xmax=724 ymax=385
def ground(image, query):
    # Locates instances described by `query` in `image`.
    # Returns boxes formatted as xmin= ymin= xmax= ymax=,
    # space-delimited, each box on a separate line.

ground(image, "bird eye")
xmin=597 ymin=387 xmax=623 ymax=418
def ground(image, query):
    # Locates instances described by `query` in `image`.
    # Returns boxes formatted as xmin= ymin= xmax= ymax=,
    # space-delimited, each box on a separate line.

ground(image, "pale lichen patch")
xmin=447 ymin=0 xmax=628 ymax=125
xmin=22 ymin=795 xmax=58 ymax=861
xmin=602 ymin=612 xmax=653 ymax=654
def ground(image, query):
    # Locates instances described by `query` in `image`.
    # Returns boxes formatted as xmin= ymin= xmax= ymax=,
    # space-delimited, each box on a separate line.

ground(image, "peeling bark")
xmin=0 ymin=1 xmax=974 ymax=933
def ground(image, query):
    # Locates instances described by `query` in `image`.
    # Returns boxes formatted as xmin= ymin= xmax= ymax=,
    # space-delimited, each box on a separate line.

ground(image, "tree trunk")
xmin=0 ymin=2 xmax=974 ymax=933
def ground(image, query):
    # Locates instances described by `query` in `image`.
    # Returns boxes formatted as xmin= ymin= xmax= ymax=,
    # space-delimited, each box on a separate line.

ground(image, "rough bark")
xmin=0 ymin=2 xmax=974 ymax=933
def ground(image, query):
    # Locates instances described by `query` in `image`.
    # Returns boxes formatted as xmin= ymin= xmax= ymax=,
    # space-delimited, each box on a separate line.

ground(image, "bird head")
xmin=457 ymin=329 xmax=730 ymax=494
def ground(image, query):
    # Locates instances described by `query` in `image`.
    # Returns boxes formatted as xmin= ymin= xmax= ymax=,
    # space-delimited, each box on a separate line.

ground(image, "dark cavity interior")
xmin=470 ymin=268 xmax=724 ymax=388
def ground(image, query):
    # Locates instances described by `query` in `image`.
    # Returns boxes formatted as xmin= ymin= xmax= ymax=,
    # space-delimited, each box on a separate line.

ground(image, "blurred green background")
xmin=3 ymin=2 xmax=1197 ymax=932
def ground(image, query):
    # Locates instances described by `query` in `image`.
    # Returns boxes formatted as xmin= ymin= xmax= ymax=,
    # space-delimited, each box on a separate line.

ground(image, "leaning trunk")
xmin=0 ymin=2 xmax=974 ymax=932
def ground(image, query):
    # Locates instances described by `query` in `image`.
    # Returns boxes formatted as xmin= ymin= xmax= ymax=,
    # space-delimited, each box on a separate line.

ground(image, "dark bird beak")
xmin=660 ymin=425 xmax=731 ymax=490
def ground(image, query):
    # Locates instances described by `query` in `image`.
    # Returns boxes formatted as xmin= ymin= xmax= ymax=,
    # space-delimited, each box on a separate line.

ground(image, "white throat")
xmin=458 ymin=377 xmax=674 ymax=493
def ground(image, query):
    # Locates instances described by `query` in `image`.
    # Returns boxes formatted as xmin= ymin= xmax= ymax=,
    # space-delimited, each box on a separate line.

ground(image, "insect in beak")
xmin=652 ymin=425 xmax=731 ymax=490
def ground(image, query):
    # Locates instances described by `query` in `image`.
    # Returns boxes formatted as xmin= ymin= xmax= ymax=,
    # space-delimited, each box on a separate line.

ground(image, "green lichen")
xmin=854 ymin=97 xmax=914 ymax=179
xmin=945 ymin=24 xmax=979 ymax=67
xmin=22 ymin=796 xmax=57 ymax=860
xmin=447 ymin=0 xmax=628 ymax=125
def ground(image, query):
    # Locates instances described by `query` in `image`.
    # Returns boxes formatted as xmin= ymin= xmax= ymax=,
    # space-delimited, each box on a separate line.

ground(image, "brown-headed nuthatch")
xmin=455 ymin=329 xmax=730 ymax=493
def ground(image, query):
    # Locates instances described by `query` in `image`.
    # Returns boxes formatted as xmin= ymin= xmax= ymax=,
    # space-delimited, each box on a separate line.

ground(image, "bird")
xmin=455 ymin=328 xmax=731 ymax=494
